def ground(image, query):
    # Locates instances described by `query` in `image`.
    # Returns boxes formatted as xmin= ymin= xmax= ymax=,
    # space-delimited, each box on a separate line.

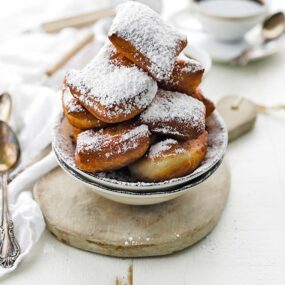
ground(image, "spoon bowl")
xmin=0 ymin=121 xmax=20 ymax=173
xmin=262 ymin=12 xmax=285 ymax=41
xmin=0 ymin=93 xmax=12 ymax=123
xmin=233 ymin=11 xmax=285 ymax=65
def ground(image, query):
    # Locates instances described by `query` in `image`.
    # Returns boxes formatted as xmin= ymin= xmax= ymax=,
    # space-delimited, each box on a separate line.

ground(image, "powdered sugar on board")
xmin=108 ymin=1 xmax=187 ymax=81
xmin=76 ymin=124 xmax=149 ymax=158
xmin=140 ymin=89 xmax=206 ymax=132
xmin=65 ymin=43 xmax=157 ymax=119
xmin=62 ymin=87 xmax=85 ymax=113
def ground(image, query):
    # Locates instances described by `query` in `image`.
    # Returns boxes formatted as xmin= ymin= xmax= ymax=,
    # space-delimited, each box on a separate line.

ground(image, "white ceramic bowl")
xmin=54 ymin=150 xmax=223 ymax=205
xmin=190 ymin=0 xmax=268 ymax=42
xmin=52 ymin=111 xmax=227 ymax=191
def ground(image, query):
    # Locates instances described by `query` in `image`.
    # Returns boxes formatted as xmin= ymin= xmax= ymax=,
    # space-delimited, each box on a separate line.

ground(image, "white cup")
xmin=191 ymin=0 xmax=269 ymax=42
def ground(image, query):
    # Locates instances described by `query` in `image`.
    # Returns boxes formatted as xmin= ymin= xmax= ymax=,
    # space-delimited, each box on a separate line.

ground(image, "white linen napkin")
xmin=0 ymin=82 xmax=60 ymax=277
xmin=0 ymin=27 xmax=101 ymax=276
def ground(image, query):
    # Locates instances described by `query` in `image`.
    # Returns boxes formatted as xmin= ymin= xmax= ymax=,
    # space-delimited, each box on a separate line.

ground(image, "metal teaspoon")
xmin=0 ymin=121 xmax=21 ymax=268
xmin=233 ymin=12 xmax=285 ymax=65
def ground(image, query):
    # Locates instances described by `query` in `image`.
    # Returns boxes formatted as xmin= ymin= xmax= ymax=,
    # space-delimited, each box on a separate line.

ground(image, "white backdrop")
xmin=1 ymin=0 xmax=285 ymax=284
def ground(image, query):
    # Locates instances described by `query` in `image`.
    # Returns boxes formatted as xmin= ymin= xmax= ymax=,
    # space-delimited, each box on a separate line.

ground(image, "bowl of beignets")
xmin=53 ymin=1 xmax=228 ymax=195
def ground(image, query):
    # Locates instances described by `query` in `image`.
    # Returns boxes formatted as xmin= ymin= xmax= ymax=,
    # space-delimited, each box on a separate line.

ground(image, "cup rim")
xmin=191 ymin=0 xmax=268 ymax=22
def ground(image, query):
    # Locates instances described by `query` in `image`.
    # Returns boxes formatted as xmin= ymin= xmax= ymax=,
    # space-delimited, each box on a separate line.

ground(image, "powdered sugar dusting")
xmin=151 ymin=126 xmax=185 ymax=137
xmin=63 ymin=87 xmax=85 ymax=113
xmin=76 ymin=124 xmax=149 ymax=158
xmin=148 ymin=139 xmax=177 ymax=159
xmin=178 ymin=55 xmax=204 ymax=73
xmin=159 ymin=54 xmax=204 ymax=87
xmin=65 ymin=43 xmax=157 ymax=119
xmin=109 ymin=1 xmax=187 ymax=81
xmin=148 ymin=139 xmax=187 ymax=160
xmin=140 ymin=89 xmax=206 ymax=134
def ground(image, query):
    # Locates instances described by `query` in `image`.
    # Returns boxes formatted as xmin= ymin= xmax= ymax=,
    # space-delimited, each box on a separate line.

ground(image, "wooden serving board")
xmin=33 ymin=162 xmax=230 ymax=257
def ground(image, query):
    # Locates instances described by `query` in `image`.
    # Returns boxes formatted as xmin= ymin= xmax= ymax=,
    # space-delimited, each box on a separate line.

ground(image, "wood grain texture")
xmin=33 ymin=163 xmax=230 ymax=257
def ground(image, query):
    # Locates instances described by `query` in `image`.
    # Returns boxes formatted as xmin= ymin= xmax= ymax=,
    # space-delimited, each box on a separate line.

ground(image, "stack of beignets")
xmin=62 ymin=1 xmax=215 ymax=182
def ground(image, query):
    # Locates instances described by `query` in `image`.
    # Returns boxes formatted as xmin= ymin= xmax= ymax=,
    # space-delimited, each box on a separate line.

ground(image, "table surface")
xmin=2 ymin=0 xmax=285 ymax=284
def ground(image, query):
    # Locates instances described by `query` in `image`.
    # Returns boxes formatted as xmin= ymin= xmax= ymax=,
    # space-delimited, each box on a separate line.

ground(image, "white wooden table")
xmin=2 ymin=0 xmax=285 ymax=284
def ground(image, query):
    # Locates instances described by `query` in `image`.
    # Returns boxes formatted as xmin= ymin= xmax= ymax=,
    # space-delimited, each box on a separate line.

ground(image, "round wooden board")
xmin=33 ymin=162 xmax=230 ymax=257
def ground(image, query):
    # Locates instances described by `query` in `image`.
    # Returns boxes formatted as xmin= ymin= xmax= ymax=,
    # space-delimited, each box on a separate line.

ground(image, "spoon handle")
xmin=232 ymin=38 xmax=265 ymax=66
xmin=232 ymin=46 xmax=254 ymax=66
xmin=0 ymin=174 xmax=20 ymax=268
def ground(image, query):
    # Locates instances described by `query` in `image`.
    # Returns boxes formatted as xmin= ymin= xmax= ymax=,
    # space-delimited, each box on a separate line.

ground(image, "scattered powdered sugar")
xmin=148 ymin=138 xmax=186 ymax=160
xmin=108 ymin=1 xmax=187 ymax=81
xmin=65 ymin=43 xmax=157 ymax=119
xmin=76 ymin=124 xmax=149 ymax=157
xmin=140 ymin=89 xmax=205 ymax=130
xmin=62 ymin=87 xmax=85 ymax=113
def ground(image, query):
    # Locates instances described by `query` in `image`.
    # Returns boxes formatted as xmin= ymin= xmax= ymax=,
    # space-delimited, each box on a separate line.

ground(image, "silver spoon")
xmin=0 ymin=121 xmax=21 ymax=268
xmin=0 ymin=93 xmax=12 ymax=123
xmin=233 ymin=12 xmax=285 ymax=65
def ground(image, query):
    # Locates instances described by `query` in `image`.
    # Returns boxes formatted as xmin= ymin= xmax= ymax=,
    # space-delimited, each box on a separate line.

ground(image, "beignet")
xmin=129 ymin=131 xmax=208 ymax=182
xmin=75 ymin=123 xmax=150 ymax=172
xmin=65 ymin=43 xmax=157 ymax=124
xmin=62 ymin=86 xmax=107 ymax=130
xmin=158 ymin=54 xmax=204 ymax=95
xmin=140 ymin=89 xmax=206 ymax=140
xmin=109 ymin=1 xmax=187 ymax=81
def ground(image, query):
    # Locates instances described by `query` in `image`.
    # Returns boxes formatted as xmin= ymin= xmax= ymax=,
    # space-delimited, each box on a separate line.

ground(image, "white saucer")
xmin=169 ymin=8 xmax=285 ymax=63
